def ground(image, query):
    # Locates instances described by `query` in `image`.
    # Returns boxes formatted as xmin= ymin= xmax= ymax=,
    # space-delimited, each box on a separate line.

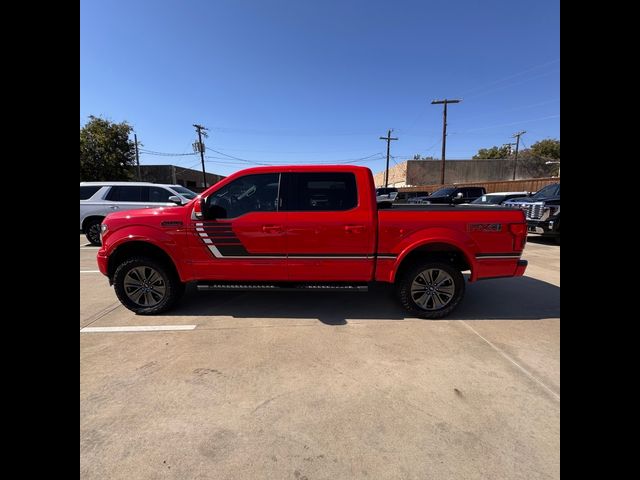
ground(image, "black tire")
xmin=396 ymin=261 xmax=465 ymax=319
xmin=554 ymin=235 xmax=560 ymax=245
xmin=113 ymin=256 xmax=185 ymax=314
xmin=84 ymin=218 xmax=103 ymax=246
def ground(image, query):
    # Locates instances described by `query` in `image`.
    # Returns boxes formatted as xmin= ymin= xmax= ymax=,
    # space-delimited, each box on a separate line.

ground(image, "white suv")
xmin=80 ymin=182 xmax=198 ymax=245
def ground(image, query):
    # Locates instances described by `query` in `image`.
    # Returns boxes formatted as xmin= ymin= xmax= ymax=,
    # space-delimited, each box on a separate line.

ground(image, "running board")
xmin=197 ymin=282 xmax=369 ymax=292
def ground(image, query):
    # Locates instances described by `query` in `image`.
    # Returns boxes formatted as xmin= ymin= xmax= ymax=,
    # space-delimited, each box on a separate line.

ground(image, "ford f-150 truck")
xmin=97 ymin=165 xmax=528 ymax=318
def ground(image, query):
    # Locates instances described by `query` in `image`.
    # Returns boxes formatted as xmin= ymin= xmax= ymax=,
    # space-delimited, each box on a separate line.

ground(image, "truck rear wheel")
xmin=113 ymin=256 xmax=184 ymax=314
xmin=396 ymin=261 xmax=465 ymax=319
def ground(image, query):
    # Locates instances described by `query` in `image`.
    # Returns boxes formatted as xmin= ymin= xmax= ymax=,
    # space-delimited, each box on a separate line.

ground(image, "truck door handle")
xmin=109 ymin=206 xmax=119 ymax=210
xmin=262 ymin=225 xmax=283 ymax=233
xmin=344 ymin=225 xmax=365 ymax=234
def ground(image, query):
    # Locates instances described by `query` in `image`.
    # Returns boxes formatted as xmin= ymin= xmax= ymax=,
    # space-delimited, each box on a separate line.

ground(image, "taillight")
xmin=509 ymin=223 xmax=526 ymax=235
xmin=509 ymin=223 xmax=527 ymax=250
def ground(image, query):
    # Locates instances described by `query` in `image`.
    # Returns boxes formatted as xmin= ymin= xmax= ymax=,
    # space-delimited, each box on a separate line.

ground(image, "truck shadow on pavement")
xmin=162 ymin=276 xmax=559 ymax=325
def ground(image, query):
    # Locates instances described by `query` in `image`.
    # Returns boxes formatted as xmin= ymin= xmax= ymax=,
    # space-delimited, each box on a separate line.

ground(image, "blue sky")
xmin=80 ymin=0 xmax=559 ymax=177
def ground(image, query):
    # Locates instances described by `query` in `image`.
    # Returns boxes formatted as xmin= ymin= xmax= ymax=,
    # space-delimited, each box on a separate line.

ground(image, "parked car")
xmin=80 ymin=182 xmax=198 ymax=245
xmin=504 ymin=183 xmax=560 ymax=243
xmin=397 ymin=191 xmax=429 ymax=203
xmin=407 ymin=193 xmax=431 ymax=204
xmin=421 ymin=186 xmax=486 ymax=204
xmin=97 ymin=165 xmax=528 ymax=318
xmin=468 ymin=191 xmax=530 ymax=206
xmin=375 ymin=187 xmax=399 ymax=209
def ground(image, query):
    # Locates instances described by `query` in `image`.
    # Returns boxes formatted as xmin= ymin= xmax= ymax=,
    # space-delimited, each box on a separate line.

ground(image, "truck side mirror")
xmin=452 ymin=192 xmax=464 ymax=204
xmin=201 ymin=197 xmax=227 ymax=220
xmin=168 ymin=195 xmax=183 ymax=205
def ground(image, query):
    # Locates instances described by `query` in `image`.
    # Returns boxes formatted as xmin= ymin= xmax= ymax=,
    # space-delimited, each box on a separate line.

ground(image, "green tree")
xmin=529 ymin=138 xmax=560 ymax=160
xmin=517 ymin=138 xmax=560 ymax=178
xmin=80 ymin=115 xmax=136 ymax=181
xmin=473 ymin=145 xmax=511 ymax=159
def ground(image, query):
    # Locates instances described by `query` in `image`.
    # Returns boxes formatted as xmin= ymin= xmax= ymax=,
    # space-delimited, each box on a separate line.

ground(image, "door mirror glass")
xmin=201 ymin=196 xmax=229 ymax=220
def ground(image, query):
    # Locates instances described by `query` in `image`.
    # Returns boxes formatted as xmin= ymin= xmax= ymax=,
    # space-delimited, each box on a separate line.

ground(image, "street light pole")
xmin=431 ymin=99 xmax=462 ymax=184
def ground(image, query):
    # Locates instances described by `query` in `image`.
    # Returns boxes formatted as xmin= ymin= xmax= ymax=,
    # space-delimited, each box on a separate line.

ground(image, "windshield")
xmin=429 ymin=187 xmax=456 ymax=198
xmin=471 ymin=195 xmax=503 ymax=205
xmin=171 ymin=186 xmax=198 ymax=199
xmin=531 ymin=184 xmax=560 ymax=199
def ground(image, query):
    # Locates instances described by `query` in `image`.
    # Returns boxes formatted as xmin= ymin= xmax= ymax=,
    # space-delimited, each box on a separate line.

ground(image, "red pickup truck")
xmin=97 ymin=165 xmax=528 ymax=318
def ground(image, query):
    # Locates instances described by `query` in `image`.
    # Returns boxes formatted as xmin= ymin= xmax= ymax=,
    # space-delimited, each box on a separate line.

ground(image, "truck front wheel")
xmin=396 ymin=261 xmax=465 ymax=319
xmin=113 ymin=256 xmax=185 ymax=314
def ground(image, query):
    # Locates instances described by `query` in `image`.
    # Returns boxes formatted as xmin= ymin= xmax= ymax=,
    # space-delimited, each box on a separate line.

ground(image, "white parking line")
xmin=80 ymin=325 xmax=197 ymax=333
xmin=460 ymin=320 xmax=560 ymax=401
xmin=80 ymin=270 xmax=100 ymax=273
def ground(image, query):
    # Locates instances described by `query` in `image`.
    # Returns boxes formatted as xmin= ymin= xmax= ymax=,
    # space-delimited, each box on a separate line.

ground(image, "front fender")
xmin=100 ymin=225 xmax=189 ymax=281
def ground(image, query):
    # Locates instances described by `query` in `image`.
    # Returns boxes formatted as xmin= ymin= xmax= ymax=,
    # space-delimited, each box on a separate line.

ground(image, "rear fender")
xmin=388 ymin=227 xmax=478 ymax=283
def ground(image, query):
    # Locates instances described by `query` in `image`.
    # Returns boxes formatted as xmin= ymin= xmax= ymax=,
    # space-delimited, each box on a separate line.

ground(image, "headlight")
xmin=541 ymin=205 xmax=559 ymax=220
xmin=545 ymin=206 xmax=560 ymax=216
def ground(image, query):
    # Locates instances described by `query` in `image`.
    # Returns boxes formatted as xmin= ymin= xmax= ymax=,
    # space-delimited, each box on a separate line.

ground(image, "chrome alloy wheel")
xmin=123 ymin=266 xmax=167 ymax=307
xmin=410 ymin=268 xmax=455 ymax=310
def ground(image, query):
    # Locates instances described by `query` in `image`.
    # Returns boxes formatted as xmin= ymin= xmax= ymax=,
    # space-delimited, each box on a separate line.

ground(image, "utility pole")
xmin=134 ymin=133 xmax=141 ymax=180
xmin=511 ymin=131 xmax=526 ymax=180
xmin=502 ymin=143 xmax=516 ymax=156
xmin=379 ymin=129 xmax=398 ymax=188
xmin=192 ymin=124 xmax=209 ymax=188
xmin=431 ymin=99 xmax=462 ymax=184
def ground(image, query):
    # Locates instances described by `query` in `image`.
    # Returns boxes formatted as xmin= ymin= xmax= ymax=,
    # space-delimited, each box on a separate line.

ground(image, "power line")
xmin=453 ymin=115 xmax=560 ymax=134
xmin=209 ymin=126 xmax=379 ymax=137
xmin=456 ymin=59 xmax=560 ymax=97
xmin=138 ymin=149 xmax=198 ymax=157
xmin=464 ymin=69 xmax=560 ymax=100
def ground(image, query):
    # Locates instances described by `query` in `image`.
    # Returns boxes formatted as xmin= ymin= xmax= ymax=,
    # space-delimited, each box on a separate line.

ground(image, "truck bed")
xmin=385 ymin=203 xmax=508 ymax=211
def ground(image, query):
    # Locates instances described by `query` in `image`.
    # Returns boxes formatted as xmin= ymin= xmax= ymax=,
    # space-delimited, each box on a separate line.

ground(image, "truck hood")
xmin=103 ymin=206 xmax=189 ymax=232
xmin=505 ymin=195 xmax=560 ymax=204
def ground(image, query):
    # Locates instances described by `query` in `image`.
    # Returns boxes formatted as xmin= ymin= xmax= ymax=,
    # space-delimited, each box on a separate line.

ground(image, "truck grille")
xmin=507 ymin=202 xmax=544 ymax=220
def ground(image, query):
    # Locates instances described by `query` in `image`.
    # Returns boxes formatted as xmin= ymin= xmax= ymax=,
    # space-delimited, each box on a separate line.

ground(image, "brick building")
xmin=139 ymin=165 xmax=225 ymax=191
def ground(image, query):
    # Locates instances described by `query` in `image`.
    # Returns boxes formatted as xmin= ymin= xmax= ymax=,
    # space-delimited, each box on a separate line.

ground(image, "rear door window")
xmin=80 ymin=186 xmax=101 ymax=200
xmin=286 ymin=172 xmax=357 ymax=211
xmin=105 ymin=186 xmax=144 ymax=202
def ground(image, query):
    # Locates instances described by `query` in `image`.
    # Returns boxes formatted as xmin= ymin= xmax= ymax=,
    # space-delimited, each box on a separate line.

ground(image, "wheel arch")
xmin=107 ymin=240 xmax=181 ymax=283
xmin=391 ymin=240 xmax=474 ymax=284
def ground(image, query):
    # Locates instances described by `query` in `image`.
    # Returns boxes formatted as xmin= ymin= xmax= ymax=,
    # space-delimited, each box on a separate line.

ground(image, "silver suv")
xmin=80 ymin=182 xmax=198 ymax=245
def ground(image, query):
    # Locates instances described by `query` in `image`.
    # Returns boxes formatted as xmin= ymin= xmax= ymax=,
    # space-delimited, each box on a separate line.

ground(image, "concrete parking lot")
xmin=80 ymin=234 xmax=559 ymax=480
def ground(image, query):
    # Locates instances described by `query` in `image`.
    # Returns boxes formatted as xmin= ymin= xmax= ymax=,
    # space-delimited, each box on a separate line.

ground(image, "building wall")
xmin=372 ymin=161 xmax=408 ymax=187
xmin=406 ymin=159 xmax=527 ymax=185
xmin=139 ymin=165 xmax=224 ymax=191
xmin=374 ymin=159 xmax=554 ymax=187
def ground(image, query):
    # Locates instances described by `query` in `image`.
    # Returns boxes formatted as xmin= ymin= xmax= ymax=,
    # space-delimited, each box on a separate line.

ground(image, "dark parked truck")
xmin=422 ymin=186 xmax=486 ymax=204
xmin=97 ymin=165 xmax=528 ymax=318
xmin=504 ymin=183 xmax=560 ymax=244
